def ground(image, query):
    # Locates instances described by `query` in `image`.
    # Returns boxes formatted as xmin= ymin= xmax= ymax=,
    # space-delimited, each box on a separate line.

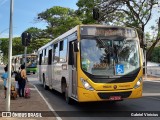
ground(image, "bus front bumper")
xmin=77 ymin=86 xmax=142 ymax=102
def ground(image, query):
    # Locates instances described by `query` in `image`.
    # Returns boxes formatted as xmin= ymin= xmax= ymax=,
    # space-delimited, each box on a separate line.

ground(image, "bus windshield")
xmin=80 ymin=37 xmax=140 ymax=76
xmin=26 ymin=55 xmax=37 ymax=68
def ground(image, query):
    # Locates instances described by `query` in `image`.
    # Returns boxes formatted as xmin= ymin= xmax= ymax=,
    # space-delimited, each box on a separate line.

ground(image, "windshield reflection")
xmin=80 ymin=38 xmax=140 ymax=76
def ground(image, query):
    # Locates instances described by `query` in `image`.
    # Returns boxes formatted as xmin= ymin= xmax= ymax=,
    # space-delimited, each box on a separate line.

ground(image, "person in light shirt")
xmin=1 ymin=67 xmax=8 ymax=98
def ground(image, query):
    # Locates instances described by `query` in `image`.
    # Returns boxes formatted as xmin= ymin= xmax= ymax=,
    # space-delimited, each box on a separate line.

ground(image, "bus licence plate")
xmin=109 ymin=96 xmax=121 ymax=101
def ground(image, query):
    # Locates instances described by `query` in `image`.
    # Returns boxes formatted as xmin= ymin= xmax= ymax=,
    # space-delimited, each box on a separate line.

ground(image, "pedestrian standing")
xmin=1 ymin=67 xmax=8 ymax=98
xmin=18 ymin=64 xmax=27 ymax=97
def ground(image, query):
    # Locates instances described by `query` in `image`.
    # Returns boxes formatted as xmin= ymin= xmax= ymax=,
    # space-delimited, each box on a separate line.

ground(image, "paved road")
xmin=26 ymin=73 xmax=160 ymax=120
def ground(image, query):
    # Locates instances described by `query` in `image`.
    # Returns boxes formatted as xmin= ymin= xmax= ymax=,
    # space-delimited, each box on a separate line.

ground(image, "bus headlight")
xmin=80 ymin=78 xmax=94 ymax=91
xmin=134 ymin=77 xmax=143 ymax=89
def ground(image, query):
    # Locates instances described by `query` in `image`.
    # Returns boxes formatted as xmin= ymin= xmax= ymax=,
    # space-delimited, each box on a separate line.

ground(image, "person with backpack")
xmin=18 ymin=64 xmax=27 ymax=97
xmin=1 ymin=67 xmax=8 ymax=98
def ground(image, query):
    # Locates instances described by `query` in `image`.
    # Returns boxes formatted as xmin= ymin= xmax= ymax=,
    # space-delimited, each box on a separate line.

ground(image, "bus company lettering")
xmin=119 ymin=85 xmax=131 ymax=88
xmin=103 ymin=85 xmax=112 ymax=88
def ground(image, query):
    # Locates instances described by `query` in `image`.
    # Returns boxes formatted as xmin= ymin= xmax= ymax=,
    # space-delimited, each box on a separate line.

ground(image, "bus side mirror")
xmin=73 ymin=42 xmax=79 ymax=52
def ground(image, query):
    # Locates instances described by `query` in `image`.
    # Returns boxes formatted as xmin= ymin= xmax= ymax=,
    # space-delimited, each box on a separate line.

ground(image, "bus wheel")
xmin=65 ymin=86 xmax=72 ymax=104
xmin=43 ymin=75 xmax=47 ymax=90
xmin=33 ymin=72 xmax=35 ymax=74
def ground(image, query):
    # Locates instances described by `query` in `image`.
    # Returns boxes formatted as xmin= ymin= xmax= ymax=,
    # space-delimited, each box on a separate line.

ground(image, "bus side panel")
xmin=52 ymin=63 xmax=62 ymax=92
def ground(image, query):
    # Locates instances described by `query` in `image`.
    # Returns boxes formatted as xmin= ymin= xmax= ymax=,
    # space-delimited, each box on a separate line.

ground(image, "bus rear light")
xmin=134 ymin=77 xmax=143 ymax=89
xmin=80 ymin=78 xmax=94 ymax=91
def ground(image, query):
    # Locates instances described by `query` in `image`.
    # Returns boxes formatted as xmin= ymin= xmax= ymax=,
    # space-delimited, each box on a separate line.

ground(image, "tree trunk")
xmin=147 ymin=37 xmax=160 ymax=60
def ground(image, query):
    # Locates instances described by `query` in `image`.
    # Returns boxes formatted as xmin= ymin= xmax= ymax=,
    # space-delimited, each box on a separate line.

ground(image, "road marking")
xmin=143 ymin=93 xmax=160 ymax=96
xmin=29 ymin=88 xmax=36 ymax=90
xmin=144 ymin=80 xmax=160 ymax=83
xmin=33 ymin=85 xmax=62 ymax=120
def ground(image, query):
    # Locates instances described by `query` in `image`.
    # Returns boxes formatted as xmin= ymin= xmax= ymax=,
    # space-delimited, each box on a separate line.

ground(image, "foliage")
xmin=146 ymin=22 xmax=160 ymax=60
xmin=150 ymin=47 xmax=160 ymax=63
xmin=25 ymin=27 xmax=45 ymax=40
xmin=24 ymin=27 xmax=51 ymax=52
xmin=76 ymin=0 xmax=160 ymax=59
xmin=76 ymin=0 xmax=98 ymax=24
xmin=12 ymin=37 xmax=25 ymax=55
xmin=28 ymin=38 xmax=50 ymax=53
xmin=0 ymin=38 xmax=9 ymax=63
xmin=37 ymin=6 xmax=82 ymax=38
xmin=0 ymin=37 xmax=50 ymax=63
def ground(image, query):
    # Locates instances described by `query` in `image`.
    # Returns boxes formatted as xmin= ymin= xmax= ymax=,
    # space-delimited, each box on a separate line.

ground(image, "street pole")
xmin=6 ymin=0 xmax=14 ymax=111
xmin=24 ymin=46 xmax=27 ymax=70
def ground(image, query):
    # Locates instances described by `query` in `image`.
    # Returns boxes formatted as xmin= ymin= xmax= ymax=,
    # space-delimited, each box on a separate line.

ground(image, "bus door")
xmin=39 ymin=53 xmax=42 ymax=82
xmin=69 ymin=40 xmax=77 ymax=98
xmin=48 ymin=49 xmax=52 ymax=89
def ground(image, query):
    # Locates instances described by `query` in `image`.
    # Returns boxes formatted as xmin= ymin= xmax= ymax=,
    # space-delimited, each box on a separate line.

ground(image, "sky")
xmin=0 ymin=0 xmax=78 ymax=38
xmin=0 ymin=0 xmax=159 ymax=38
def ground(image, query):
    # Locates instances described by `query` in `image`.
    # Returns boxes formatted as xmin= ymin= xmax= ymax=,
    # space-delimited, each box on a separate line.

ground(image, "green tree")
xmin=12 ymin=37 xmax=24 ymax=55
xmin=37 ymin=6 xmax=82 ymax=38
xmin=25 ymin=27 xmax=45 ymax=39
xmin=146 ymin=23 xmax=160 ymax=60
xmin=24 ymin=27 xmax=51 ymax=53
xmin=0 ymin=36 xmax=49 ymax=63
xmin=0 ymin=37 xmax=24 ymax=63
xmin=28 ymin=38 xmax=50 ymax=53
xmin=76 ymin=0 xmax=98 ymax=24
xmin=0 ymin=38 xmax=9 ymax=63
xmin=150 ymin=47 xmax=160 ymax=63
xmin=76 ymin=0 xmax=159 ymax=59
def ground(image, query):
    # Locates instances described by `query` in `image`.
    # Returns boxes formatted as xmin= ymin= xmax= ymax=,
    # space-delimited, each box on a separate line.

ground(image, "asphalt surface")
xmin=27 ymin=74 xmax=160 ymax=120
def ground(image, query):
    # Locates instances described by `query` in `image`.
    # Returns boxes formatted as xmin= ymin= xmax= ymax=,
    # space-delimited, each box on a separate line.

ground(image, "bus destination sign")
xmin=80 ymin=26 xmax=137 ymax=38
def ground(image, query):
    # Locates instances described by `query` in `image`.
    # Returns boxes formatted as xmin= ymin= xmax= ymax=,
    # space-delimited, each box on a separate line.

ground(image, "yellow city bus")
xmin=37 ymin=25 xmax=143 ymax=104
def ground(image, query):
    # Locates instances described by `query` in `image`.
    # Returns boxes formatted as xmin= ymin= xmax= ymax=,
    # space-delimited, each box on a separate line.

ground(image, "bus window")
xmin=39 ymin=53 xmax=42 ymax=65
xmin=68 ymin=41 xmax=74 ymax=65
xmin=45 ymin=49 xmax=46 ymax=56
xmin=60 ymin=41 xmax=63 ymax=51
xmin=48 ymin=49 xmax=52 ymax=65
xmin=60 ymin=39 xmax=67 ymax=62
xmin=54 ymin=43 xmax=59 ymax=63
xmin=42 ymin=50 xmax=45 ymax=64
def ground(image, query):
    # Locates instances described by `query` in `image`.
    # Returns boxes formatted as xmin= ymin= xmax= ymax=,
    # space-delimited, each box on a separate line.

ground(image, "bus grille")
xmin=97 ymin=91 xmax=132 ymax=99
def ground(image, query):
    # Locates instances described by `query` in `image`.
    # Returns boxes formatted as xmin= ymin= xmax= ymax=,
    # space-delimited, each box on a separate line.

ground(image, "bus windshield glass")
xmin=26 ymin=55 xmax=37 ymax=68
xmin=80 ymin=37 xmax=140 ymax=76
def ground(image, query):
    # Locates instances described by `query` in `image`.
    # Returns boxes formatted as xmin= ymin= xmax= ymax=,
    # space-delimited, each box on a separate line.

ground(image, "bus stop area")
xmin=0 ymin=78 xmax=56 ymax=120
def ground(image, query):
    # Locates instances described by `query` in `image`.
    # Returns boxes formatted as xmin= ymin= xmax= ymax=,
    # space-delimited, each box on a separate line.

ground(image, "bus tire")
xmin=33 ymin=72 xmax=35 ymax=74
xmin=43 ymin=74 xmax=47 ymax=90
xmin=65 ymin=86 xmax=72 ymax=104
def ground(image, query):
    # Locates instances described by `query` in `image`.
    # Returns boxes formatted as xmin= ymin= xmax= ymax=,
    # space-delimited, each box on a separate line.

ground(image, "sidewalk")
xmin=0 ymin=78 xmax=57 ymax=120
xmin=143 ymin=75 xmax=160 ymax=81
